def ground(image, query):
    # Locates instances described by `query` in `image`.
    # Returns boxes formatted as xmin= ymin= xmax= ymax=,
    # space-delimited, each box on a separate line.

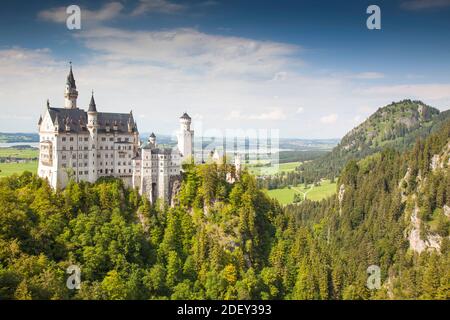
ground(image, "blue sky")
xmin=0 ymin=0 xmax=450 ymax=138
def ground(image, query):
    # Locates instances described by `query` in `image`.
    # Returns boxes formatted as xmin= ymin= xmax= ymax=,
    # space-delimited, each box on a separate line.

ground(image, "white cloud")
xmin=226 ymin=110 xmax=243 ymax=120
xmin=76 ymin=27 xmax=299 ymax=79
xmin=401 ymin=0 xmax=450 ymax=10
xmin=353 ymin=72 xmax=385 ymax=80
xmin=249 ymin=108 xmax=287 ymax=120
xmin=296 ymin=107 xmax=304 ymax=114
xmin=132 ymin=0 xmax=186 ymax=15
xmin=226 ymin=108 xmax=286 ymax=121
xmin=320 ymin=114 xmax=338 ymax=124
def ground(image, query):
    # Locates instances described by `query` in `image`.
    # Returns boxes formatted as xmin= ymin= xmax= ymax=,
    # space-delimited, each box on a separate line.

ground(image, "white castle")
xmin=37 ymin=65 xmax=194 ymax=203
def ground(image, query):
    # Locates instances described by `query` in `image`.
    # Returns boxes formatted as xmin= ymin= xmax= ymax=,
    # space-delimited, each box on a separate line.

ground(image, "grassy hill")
xmin=300 ymin=99 xmax=450 ymax=181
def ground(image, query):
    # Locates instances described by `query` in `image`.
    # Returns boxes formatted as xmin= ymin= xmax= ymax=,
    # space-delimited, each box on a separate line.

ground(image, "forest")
xmin=0 ymin=120 xmax=449 ymax=300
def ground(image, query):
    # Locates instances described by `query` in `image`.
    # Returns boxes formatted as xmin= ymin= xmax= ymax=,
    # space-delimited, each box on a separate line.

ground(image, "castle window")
xmin=118 ymin=169 xmax=121 ymax=173
xmin=62 ymin=146 xmax=66 ymax=151
xmin=110 ymin=138 xmax=113 ymax=141
xmin=70 ymin=146 xmax=73 ymax=151
xmin=102 ymin=137 xmax=106 ymax=142
xmin=84 ymin=137 xmax=88 ymax=142
xmin=85 ymin=171 xmax=88 ymax=175
xmin=70 ymin=137 xmax=74 ymax=142
xmin=62 ymin=137 xmax=66 ymax=142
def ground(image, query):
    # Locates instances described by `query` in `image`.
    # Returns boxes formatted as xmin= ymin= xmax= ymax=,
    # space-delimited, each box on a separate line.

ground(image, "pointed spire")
xmin=66 ymin=61 xmax=76 ymax=89
xmin=88 ymin=90 xmax=97 ymax=112
xmin=46 ymin=99 xmax=50 ymax=109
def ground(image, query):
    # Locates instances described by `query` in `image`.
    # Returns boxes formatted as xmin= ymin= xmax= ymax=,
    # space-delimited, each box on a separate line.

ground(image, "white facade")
xmin=37 ymin=66 xmax=193 ymax=204
xmin=177 ymin=113 xmax=194 ymax=163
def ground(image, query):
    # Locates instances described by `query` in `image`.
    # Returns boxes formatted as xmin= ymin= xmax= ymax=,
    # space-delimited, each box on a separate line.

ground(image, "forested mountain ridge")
xmin=0 ymin=163 xmax=281 ymax=299
xmin=274 ymin=119 xmax=450 ymax=299
xmin=299 ymin=100 xmax=450 ymax=181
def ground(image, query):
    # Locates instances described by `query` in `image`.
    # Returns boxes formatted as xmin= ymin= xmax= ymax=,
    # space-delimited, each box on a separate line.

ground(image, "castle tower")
xmin=64 ymin=63 xmax=78 ymax=109
xmin=148 ymin=132 xmax=156 ymax=149
xmin=177 ymin=112 xmax=194 ymax=162
xmin=87 ymin=91 xmax=98 ymax=183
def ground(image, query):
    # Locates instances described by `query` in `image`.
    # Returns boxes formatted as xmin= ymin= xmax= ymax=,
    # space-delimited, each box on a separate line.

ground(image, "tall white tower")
xmin=64 ymin=63 xmax=78 ymax=109
xmin=87 ymin=91 xmax=98 ymax=183
xmin=177 ymin=112 xmax=194 ymax=162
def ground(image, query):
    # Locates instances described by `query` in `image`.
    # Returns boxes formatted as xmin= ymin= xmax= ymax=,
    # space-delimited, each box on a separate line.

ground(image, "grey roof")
xmin=47 ymin=107 xmax=137 ymax=134
xmin=150 ymin=132 xmax=156 ymax=138
xmin=180 ymin=112 xmax=191 ymax=120
xmin=88 ymin=93 xmax=97 ymax=112
xmin=66 ymin=66 xmax=76 ymax=89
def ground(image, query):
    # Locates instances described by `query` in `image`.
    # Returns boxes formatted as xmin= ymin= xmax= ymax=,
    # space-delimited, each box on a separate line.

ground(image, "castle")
xmin=37 ymin=65 xmax=194 ymax=203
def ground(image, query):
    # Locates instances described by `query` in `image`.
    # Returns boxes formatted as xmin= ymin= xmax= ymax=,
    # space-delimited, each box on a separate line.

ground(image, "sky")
xmin=0 ymin=0 xmax=450 ymax=138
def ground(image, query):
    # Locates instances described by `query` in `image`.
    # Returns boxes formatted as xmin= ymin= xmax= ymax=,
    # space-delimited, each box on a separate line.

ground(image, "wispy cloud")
xmin=131 ymin=0 xmax=186 ymax=16
xmin=352 ymin=72 xmax=385 ymax=80
xmin=76 ymin=27 xmax=299 ymax=79
xmin=226 ymin=108 xmax=287 ymax=121
xmin=401 ymin=0 xmax=450 ymax=10
xmin=320 ymin=113 xmax=338 ymax=124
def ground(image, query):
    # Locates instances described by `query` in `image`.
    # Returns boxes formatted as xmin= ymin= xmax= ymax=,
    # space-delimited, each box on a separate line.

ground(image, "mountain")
xmin=0 ymin=133 xmax=39 ymax=143
xmin=277 ymin=117 xmax=450 ymax=299
xmin=300 ymin=99 xmax=450 ymax=181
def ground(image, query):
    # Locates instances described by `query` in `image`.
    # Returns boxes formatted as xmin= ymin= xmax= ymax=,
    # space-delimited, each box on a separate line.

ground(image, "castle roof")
xmin=47 ymin=107 xmax=137 ymax=134
xmin=66 ymin=65 xmax=76 ymax=89
xmin=180 ymin=112 xmax=191 ymax=120
xmin=88 ymin=92 xmax=97 ymax=112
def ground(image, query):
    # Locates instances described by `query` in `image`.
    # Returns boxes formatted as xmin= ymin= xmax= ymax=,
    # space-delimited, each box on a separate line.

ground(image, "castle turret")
xmin=87 ymin=91 xmax=98 ymax=128
xmin=87 ymin=91 xmax=98 ymax=183
xmin=148 ymin=132 xmax=156 ymax=149
xmin=64 ymin=63 xmax=78 ymax=109
xmin=177 ymin=112 xmax=194 ymax=162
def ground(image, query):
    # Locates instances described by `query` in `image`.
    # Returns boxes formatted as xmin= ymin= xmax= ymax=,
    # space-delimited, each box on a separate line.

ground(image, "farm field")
xmin=0 ymin=147 xmax=39 ymax=159
xmin=266 ymin=179 xmax=337 ymax=205
xmin=247 ymin=161 xmax=301 ymax=176
xmin=0 ymin=161 xmax=38 ymax=177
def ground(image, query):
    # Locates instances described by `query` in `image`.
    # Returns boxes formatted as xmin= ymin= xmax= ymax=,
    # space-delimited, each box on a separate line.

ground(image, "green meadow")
xmin=266 ymin=179 xmax=337 ymax=205
xmin=0 ymin=161 xmax=38 ymax=177
xmin=247 ymin=161 xmax=301 ymax=175
xmin=0 ymin=147 xmax=39 ymax=159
